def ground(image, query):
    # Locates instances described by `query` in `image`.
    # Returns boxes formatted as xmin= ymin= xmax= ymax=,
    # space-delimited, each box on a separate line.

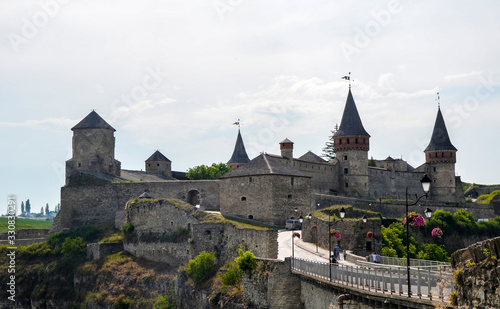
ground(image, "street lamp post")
xmin=328 ymin=207 xmax=345 ymax=281
xmin=405 ymin=174 xmax=431 ymax=297
xmin=424 ymin=207 xmax=445 ymax=262
xmin=307 ymin=213 xmax=318 ymax=253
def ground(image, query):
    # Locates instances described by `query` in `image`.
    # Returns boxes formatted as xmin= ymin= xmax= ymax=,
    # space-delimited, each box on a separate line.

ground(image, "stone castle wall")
xmin=274 ymin=157 xmax=338 ymax=194
xmin=336 ymin=149 xmax=369 ymax=197
xmin=220 ymin=174 xmax=310 ymax=226
xmin=369 ymin=168 xmax=426 ymax=200
xmin=53 ymin=179 xmax=220 ymax=232
xmin=123 ymin=199 xmax=278 ymax=267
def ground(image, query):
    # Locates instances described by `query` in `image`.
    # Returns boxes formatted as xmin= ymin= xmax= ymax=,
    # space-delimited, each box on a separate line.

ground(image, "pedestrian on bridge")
xmin=343 ymin=250 xmax=347 ymax=261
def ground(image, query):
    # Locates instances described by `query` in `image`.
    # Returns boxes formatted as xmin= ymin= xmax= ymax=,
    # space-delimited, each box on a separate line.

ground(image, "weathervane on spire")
xmin=233 ymin=119 xmax=241 ymax=129
xmin=341 ymin=72 xmax=352 ymax=88
xmin=436 ymin=92 xmax=440 ymax=108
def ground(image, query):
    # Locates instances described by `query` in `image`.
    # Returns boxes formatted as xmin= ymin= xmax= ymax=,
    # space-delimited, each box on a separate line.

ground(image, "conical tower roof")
xmin=334 ymin=89 xmax=370 ymax=137
xmin=71 ymin=111 xmax=115 ymax=131
xmin=146 ymin=150 xmax=171 ymax=162
xmin=424 ymin=107 xmax=457 ymax=152
xmin=227 ymin=130 xmax=250 ymax=164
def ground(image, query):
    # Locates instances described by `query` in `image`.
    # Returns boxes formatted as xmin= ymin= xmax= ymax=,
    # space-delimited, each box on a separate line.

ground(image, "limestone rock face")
xmin=451 ymin=236 xmax=500 ymax=308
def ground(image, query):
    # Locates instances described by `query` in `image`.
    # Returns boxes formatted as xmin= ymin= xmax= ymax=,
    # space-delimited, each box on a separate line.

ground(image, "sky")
xmin=1 ymin=0 xmax=500 ymax=215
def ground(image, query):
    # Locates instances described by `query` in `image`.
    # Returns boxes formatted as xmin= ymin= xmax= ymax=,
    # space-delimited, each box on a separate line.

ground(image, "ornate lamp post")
xmin=362 ymin=215 xmax=375 ymax=253
xmin=306 ymin=213 xmax=318 ymax=253
xmin=329 ymin=207 xmax=345 ymax=281
xmin=405 ymin=174 xmax=431 ymax=297
xmin=424 ymin=207 xmax=445 ymax=262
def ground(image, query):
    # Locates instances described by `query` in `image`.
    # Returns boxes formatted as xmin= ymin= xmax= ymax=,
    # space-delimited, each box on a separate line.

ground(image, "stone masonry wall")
xmin=53 ymin=179 xmax=220 ymax=232
xmin=123 ymin=199 xmax=278 ymax=267
xmin=86 ymin=242 xmax=124 ymax=260
xmin=220 ymin=174 xmax=310 ymax=226
xmin=369 ymin=168 xmax=426 ymax=200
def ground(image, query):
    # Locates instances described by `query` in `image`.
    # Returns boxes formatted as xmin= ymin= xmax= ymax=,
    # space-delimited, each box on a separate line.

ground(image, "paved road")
xmin=277 ymin=230 xmax=354 ymax=265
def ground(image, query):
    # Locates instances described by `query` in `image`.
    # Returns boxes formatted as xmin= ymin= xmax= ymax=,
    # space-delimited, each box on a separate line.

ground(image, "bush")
xmin=221 ymin=262 xmax=242 ymax=287
xmin=121 ymin=223 xmax=134 ymax=239
xmin=61 ymin=237 xmax=86 ymax=257
xmin=115 ymin=294 xmax=132 ymax=309
xmin=235 ymin=249 xmax=256 ymax=273
xmin=186 ymin=251 xmax=216 ymax=285
xmin=453 ymin=268 xmax=464 ymax=287
xmin=449 ymin=291 xmax=458 ymax=306
xmin=154 ymin=285 xmax=176 ymax=309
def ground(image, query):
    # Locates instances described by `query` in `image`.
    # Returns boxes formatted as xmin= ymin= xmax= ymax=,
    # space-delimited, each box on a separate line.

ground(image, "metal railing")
xmin=369 ymin=255 xmax=451 ymax=270
xmin=292 ymin=257 xmax=453 ymax=301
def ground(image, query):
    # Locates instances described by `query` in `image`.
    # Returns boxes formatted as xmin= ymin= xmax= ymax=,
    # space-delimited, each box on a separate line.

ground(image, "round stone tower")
xmin=334 ymin=89 xmax=370 ymax=197
xmin=66 ymin=111 xmax=121 ymax=184
xmin=424 ymin=107 xmax=457 ymax=201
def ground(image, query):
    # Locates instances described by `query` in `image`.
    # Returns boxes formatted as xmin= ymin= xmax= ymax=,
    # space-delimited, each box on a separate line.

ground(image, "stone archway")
xmin=187 ymin=189 xmax=200 ymax=206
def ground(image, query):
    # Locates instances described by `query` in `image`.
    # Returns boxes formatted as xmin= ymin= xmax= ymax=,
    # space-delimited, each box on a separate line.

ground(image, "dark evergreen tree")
xmin=21 ymin=201 xmax=25 ymax=216
xmin=26 ymin=199 xmax=31 ymax=214
xmin=46 ymin=203 xmax=49 ymax=215
xmin=41 ymin=207 xmax=44 ymax=215
xmin=368 ymin=156 xmax=377 ymax=167
xmin=321 ymin=124 xmax=338 ymax=161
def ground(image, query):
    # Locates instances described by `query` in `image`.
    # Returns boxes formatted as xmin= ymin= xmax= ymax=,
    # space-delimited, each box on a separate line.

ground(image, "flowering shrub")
xmin=293 ymin=232 xmax=301 ymax=239
xmin=310 ymin=225 xmax=318 ymax=231
xmin=367 ymin=231 xmax=373 ymax=239
xmin=431 ymin=227 xmax=443 ymax=238
xmin=329 ymin=229 xmax=341 ymax=239
xmin=403 ymin=212 xmax=426 ymax=227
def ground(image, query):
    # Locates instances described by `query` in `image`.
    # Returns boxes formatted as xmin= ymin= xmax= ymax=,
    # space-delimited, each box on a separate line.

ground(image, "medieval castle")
xmin=53 ymin=86 xmax=465 ymax=232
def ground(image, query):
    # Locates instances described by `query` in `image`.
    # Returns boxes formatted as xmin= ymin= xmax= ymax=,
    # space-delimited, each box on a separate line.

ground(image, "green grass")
xmin=476 ymin=190 xmax=500 ymax=204
xmin=0 ymin=217 xmax=52 ymax=233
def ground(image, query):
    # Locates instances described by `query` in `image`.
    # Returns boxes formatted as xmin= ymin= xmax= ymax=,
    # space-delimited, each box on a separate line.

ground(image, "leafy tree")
xmin=221 ymin=262 xmax=242 ymax=287
xmin=45 ymin=203 xmax=49 ymax=215
xmin=321 ymin=125 xmax=338 ymax=161
xmin=235 ymin=249 xmax=256 ymax=273
xmin=55 ymin=203 xmax=61 ymax=213
xmin=186 ymin=251 xmax=216 ymax=285
xmin=187 ymin=163 xmax=231 ymax=180
xmin=416 ymin=243 xmax=447 ymax=262
xmin=454 ymin=209 xmax=475 ymax=224
xmin=26 ymin=199 xmax=31 ymax=214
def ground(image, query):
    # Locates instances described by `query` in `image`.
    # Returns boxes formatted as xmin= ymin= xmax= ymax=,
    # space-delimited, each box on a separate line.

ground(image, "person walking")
xmin=343 ymin=250 xmax=347 ymax=261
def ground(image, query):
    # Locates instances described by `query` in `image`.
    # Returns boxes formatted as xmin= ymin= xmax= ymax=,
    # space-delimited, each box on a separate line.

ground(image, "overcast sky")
xmin=1 ymin=0 xmax=499 ymax=215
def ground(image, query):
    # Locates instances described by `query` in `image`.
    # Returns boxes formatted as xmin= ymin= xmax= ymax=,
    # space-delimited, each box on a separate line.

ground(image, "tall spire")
xmin=334 ymin=88 xmax=370 ymax=138
xmin=424 ymin=107 xmax=457 ymax=152
xmin=227 ymin=129 xmax=250 ymax=169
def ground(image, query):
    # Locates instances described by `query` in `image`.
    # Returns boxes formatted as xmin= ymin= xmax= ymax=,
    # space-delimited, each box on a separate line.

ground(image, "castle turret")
xmin=227 ymin=129 xmax=250 ymax=170
xmin=279 ymin=138 xmax=294 ymax=160
xmin=424 ymin=107 xmax=457 ymax=201
xmin=146 ymin=150 xmax=172 ymax=177
xmin=66 ymin=111 xmax=121 ymax=184
xmin=334 ymin=89 xmax=370 ymax=196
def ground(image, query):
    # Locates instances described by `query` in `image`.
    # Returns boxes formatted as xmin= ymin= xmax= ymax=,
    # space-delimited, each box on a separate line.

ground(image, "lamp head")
xmin=424 ymin=207 xmax=432 ymax=218
xmin=339 ymin=207 xmax=346 ymax=219
xmin=362 ymin=215 xmax=367 ymax=223
xmin=421 ymin=174 xmax=431 ymax=194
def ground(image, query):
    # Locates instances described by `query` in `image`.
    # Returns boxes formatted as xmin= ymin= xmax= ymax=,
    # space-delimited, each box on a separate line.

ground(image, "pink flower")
xmin=330 ymin=229 xmax=341 ymax=239
xmin=403 ymin=212 xmax=426 ymax=227
xmin=310 ymin=225 xmax=318 ymax=231
xmin=293 ymin=232 xmax=301 ymax=239
xmin=432 ymin=227 xmax=443 ymax=238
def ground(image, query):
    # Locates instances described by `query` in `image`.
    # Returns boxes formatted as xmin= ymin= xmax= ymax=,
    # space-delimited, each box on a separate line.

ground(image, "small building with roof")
xmin=220 ymin=154 xmax=311 ymax=226
xmin=145 ymin=150 xmax=172 ymax=177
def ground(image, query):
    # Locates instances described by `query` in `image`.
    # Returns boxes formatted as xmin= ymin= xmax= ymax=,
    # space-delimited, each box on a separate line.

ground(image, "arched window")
xmin=241 ymin=196 xmax=247 ymax=201
xmin=288 ymin=194 xmax=292 ymax=199
xmin=248 ymin=215 xmax=254 ymax=219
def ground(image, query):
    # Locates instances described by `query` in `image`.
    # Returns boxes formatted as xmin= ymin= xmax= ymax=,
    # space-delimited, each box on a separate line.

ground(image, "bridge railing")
xmin=292 ymin=257 xmax=453 ymax=302
xmin=370 ymin=255 xmax=451 ymax=270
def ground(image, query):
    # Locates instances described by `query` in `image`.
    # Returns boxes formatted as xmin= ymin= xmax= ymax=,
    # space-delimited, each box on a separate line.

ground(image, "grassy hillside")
xmin=0 ymin=217 xmax=52 ymax=233
xmin=476 ymin=190 xmax=500 ymax=204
